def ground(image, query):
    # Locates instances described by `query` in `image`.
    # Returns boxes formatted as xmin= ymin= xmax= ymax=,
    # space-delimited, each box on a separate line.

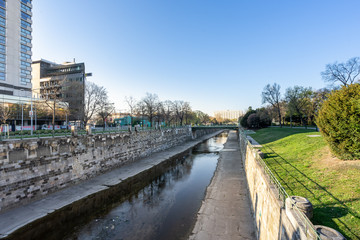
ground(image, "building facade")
xmin=0 ymin=0 xmax=32 ymax=97
xmin=214 ymin=110 xmax=243 ymax=120
xmin=32 ymin=59 xmax=85 ymax=121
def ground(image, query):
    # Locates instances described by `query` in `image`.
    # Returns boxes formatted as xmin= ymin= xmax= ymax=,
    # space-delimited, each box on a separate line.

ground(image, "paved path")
xmin=189 ymin=131 xmax=256 ymax=240
xmin=0 ymin=131 xmax=223 ymax=239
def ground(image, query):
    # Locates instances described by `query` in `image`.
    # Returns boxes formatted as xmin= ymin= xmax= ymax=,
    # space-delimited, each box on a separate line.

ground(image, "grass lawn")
xmin=250 ymin=127 xmax=360 ymax=240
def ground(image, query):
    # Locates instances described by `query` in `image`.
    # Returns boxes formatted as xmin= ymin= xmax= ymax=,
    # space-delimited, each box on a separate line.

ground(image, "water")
xmin=66 ymin=133 xmax=228 ymax=240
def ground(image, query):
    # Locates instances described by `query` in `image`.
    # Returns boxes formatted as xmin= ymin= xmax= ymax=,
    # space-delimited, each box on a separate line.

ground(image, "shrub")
xmin=240 ymin=108 xmax=256 ymax=128
xmin=316 ymin=84 xmax=360 ymax=160
xmin=247 ymin=113 xmax=260 ymax=128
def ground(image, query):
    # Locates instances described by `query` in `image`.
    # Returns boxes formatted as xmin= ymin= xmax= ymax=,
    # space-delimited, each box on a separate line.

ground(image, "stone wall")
xmin=238 ymin=131 xmax=317 ymax=240
xmin=0 ymin=127 xmax=216 ymax=212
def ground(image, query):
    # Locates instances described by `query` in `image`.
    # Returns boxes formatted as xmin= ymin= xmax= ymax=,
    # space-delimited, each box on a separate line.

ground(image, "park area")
xmin=250 ymin=127 xmax=360 ymax=240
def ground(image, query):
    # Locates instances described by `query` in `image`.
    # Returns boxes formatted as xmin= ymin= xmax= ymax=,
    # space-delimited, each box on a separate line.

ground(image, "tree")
xmin=0 ymin=103 xmax=14 ymax=125
xmin=247 ymin=113 xmax=260 ymax=129
xmin=173 ymin=100 xmax=189 ymax=126
xmin=162 ymin=100 xmax=174 ymax=126
xmin=97 ymin=90 xmax=115 ymax=130
xmin=240 ymin=107 xmax=256 ymax=128
xmin=316 ymin=84 xmax=360 ymax=160
xmin=125 ymin=96 xmax=137 ymax=126
xmin=262 ymin=83 xmax=282 ymax=127
xmin=321 ymin=57 xmax=360 ymax=87
xmin=285 ymin=86 xmax=312 ymax=126
xmin=83 ymin=81 xmax=105 ymax=127
xmin=141 ymin=93 xmax=159 ymax=127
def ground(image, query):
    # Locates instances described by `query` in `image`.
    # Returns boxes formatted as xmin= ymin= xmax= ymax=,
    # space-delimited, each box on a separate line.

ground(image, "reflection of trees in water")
xmin=129 ymin=157 xmax=194 ymax=210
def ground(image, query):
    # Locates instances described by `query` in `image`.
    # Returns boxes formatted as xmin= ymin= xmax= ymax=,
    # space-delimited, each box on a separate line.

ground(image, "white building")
xmin=214 ymin=110 xmax=243 ymax=120
xmin=0 ymin=0 xmax=32 ymax=97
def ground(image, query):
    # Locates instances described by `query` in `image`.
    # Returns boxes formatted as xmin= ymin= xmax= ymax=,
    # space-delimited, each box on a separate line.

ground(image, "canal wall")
xmin=0 ymin=127 xmax=216 ymax=212
xmin=239 ymin=131 xmax=316 ymax=240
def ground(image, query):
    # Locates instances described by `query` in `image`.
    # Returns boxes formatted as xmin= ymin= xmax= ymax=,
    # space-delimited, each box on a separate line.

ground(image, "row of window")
xmin=0 ymin=25 xmax=4 ymax=36
xmin=21 ymin=76 xmax=31 ymax=84
xmin=20 ymin=52 xmax=31 ymax=61
xmin=0 ymin=7 xmax=4 ymax=18
xmin=21 ymin=60 xmax=31 ymax=68
xmin=21 ymin=3 xmax=31 ymax=13
xmin=0 ymin=53 xmax=5 ymax=62
xmin=21 ymin=36 xmax=31 ymax=45
xmin=21 ymin=44 xmax=30 ymax=53
xmin=0 ymin=72 xmax=5 ymax=81
xmin=0 ymin=0 xmax=5 ymax=9
xmin=21 ymin=27 xmax=31 ymax=37
xmin=21 ymin=19 xmax=30 ymax=29
xmin=21 ymin=12 xmax=31 ymax=22
xmin=22 ymin=0 xmax=32 ymax=4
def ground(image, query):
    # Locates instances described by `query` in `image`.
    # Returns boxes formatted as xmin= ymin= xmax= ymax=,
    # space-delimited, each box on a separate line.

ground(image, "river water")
xmin=65 ymin=132 xmax=228 ymax=240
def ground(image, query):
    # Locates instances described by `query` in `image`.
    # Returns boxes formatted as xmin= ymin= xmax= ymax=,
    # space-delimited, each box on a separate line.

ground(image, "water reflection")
xmin=67 ymin=132 xmax=228 ymax=240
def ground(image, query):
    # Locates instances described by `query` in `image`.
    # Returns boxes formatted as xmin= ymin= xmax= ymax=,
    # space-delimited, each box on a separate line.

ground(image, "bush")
xmin=240 ymin=108 xmax=256 ymax=128
xmin=316 ymin=84 xmax=360 ymax=160
xmin=247 ymin=113 xmax=260 ymax=128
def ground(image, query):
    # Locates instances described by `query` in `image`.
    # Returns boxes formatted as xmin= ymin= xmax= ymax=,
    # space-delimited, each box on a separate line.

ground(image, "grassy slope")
xmin=251 ymin=128 xmax=360 ymax=240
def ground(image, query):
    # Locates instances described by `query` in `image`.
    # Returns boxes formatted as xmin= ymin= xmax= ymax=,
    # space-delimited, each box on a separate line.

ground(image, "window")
xmin=21 ymin=20 xmax=31 ymax=29
xmin=21 ymin=77 xmax=30 ymax=84
xmin=0 ymin=44 xmax=5 ymax=53
xmin=0 ymin=8 xmax=4 ymax=18
xmin=21 ymin=12 xmax=31 ymax=21
xmin=21 ymin=28 xmax=31 ymax=37
xmin=21 ymin=36 xmax=31 ymax=45
xmin=0 ymin=0 xmax=5 ymax=9
xmin=0 ymin=26 xmax=4 ymax=36
xmin=0 ymin=62 xmax=5 ymax=72
xmin=21 ymin=44 xmax=31 ymax=52
xmin=0 ymin=53 xmax=5 ymax=62
xmin=21 ymin=0 xmax=31 ymax=4
xmin=21 ymin=4 xmax=31 ymax=12
xmin=21 ymin=60 xmax=31 ymax=68
xmin=0 ymin=72 xmax=5 ymax=81
xmin=21 ymin=69 xmax=30 ymax=76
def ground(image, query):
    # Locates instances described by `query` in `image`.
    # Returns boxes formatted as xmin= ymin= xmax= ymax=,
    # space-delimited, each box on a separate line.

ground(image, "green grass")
xmin=251 ymin=127 xmax=360 ymax=240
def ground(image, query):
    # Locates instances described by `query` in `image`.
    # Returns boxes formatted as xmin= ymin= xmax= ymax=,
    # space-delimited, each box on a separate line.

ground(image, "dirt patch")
xmin=313 ymin=146 xmax=360 ymax=170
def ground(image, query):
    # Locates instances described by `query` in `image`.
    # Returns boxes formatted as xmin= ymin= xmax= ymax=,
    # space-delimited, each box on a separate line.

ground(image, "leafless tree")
xmin=173 ymin=100 xmax=190 ymax=126
xmin=125 ymin=96 xmax=137 ymax=125
xmin=0 ymin=103 xmax=13 ymax=125
xmin=262 ymin=83 xmax=282 ymax=127
xmin=83 ymin=81 xmax=105 ymax=127
xmin=141 ymin=93 xmax=159 ymax=127
xmin=162 ymin=100 xmax=174 ymax=126
xmin=321 ymin=57 xmax=360 ymax=87
xmin=97 ymin=90 xmax=115 ymax=130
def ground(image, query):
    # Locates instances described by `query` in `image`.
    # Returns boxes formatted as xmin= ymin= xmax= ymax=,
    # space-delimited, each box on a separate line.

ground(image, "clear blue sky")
xmin=32 ymin=0 xmax=360 ymax=116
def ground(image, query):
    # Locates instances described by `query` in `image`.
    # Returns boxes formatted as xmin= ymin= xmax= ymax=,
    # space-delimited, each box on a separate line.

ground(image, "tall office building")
xmin=0 ymin=0 xmax=32 ymax=97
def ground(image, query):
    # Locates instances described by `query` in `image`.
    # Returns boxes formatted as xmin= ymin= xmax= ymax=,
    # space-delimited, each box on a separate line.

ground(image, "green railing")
xmin=238 ymin=128 xmax=321 ymax=240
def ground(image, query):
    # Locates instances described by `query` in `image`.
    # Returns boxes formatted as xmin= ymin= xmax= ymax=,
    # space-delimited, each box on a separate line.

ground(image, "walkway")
xmin=189 ymin=130 xmax=256 ymax=240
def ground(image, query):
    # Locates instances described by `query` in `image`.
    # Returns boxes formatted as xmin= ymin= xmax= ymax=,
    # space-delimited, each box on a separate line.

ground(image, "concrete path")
xmin=189 ymin=131 xmax=256 ymax=240
xmin=0 ymin=131 xmax=223 ymax=239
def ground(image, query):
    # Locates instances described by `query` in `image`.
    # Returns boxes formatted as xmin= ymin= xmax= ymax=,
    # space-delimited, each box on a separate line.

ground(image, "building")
xmin=214 ymin=110 xmax=243 ymax=120
xmin=32 ymin=59 xmax=86 ymax=121
xmin=0 ymin=0 xmax=32 ymax=97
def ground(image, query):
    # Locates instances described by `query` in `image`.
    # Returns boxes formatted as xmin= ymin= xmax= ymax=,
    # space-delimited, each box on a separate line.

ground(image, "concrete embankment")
xmin=189 ymin=130 xmax=256 ymax=240
xmin=0 ymin=130 xmax=223 ymax=239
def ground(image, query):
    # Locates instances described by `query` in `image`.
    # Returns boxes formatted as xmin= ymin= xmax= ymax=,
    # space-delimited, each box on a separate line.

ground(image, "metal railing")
xmin=238 ymin=128 xmax=321 ymax=240
xmin=0 ymin=125 xmax=190 ymax=141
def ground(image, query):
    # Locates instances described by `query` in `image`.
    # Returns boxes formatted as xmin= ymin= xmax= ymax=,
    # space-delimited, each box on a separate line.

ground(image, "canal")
xmin=64 ymin=132 xmax=228 ymax=240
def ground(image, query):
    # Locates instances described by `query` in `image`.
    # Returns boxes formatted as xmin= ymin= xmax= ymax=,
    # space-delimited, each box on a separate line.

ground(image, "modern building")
xmin=0 ymin=0 xmax=32 ymax=97
xmin=32 ymin=59 xmax=86 ymax=121
xmin=214 ymin=110 xmax=243 ymax=120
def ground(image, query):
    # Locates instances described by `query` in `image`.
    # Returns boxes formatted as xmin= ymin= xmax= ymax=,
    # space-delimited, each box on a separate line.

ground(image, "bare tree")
xmin=321 ymin=57 xmax=360 ymax=87
xmin=125 ymin=96 xmax=137 ymax=126
xmin=141 ymin=93 xmax=159 ymax=127
xmin=162 ymin=100 xmax=174 ymax=126
xmin=262 ymin=83 xmax=282 ymax=127
xmin=173 ymin=100 xmax=190 ymax=126
xmin=83 ymin=81 xmax=105 ymax=127
xmin=0 ymin=103 xmax=14 ymax=125
xmin=97 ymin=91 xmax=115 ymax=130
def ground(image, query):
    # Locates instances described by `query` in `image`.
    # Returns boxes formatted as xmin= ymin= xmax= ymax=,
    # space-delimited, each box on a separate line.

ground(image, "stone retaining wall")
xmin=239 ymin=131 xmax=316 ymax=240
xmin=0 ymin=127 xmax=216 ymax=212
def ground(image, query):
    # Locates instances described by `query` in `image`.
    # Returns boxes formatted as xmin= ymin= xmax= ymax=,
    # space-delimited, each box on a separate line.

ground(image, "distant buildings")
xmin=0 ymin=0 xmax=33 ymax=97
xmin=31 ymin=59 xmax=86 ymax=121
xmin=214 ymin=110 xmax=243 ymax=120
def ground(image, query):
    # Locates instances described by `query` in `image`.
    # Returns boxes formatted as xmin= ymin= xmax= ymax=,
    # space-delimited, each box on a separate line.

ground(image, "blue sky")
xmin=32 ymin=1 xmax=360 ymax=116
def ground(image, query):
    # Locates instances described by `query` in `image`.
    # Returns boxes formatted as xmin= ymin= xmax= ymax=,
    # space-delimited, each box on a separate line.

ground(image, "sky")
xmin=32 ymin=0 xmax=360 ymax=116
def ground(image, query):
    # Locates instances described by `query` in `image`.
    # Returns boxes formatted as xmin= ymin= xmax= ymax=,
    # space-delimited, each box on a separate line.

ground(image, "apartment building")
xmin=214 ymin=110 xmax=243 ymax=120
xmin=0 ymin=0 xmax=32 ymax=97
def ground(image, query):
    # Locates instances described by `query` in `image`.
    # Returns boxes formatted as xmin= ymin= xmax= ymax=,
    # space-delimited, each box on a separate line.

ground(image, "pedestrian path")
xmin=189 ymin=131 xmax=256 ymax=240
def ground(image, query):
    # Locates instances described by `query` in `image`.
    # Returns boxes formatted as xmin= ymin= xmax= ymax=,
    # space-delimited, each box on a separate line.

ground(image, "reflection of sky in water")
xmin=67 ymin=134 xmax=228 ymax=240
xmin=193 ymin=132 xmax=228 ymax=153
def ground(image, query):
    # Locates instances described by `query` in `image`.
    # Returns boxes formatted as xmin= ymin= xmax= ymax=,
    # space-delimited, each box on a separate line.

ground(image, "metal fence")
xmin=238 ymin=128 xmax=322 ymax=240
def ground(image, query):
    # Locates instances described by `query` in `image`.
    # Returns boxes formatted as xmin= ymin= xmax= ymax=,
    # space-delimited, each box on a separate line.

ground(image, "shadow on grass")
xmin=262 ymin=145 xmax=360 ymax=240
xmin=251 ymin=127 xmax=316 ymax=145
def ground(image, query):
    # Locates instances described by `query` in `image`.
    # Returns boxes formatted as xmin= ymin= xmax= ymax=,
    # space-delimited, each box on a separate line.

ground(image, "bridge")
xmin=192 ymin=125 xmax=239 ymax=131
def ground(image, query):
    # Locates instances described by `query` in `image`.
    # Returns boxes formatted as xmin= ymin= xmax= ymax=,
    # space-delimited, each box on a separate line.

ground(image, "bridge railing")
xmin=238 ymin=128 xmax=322 ymax=240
